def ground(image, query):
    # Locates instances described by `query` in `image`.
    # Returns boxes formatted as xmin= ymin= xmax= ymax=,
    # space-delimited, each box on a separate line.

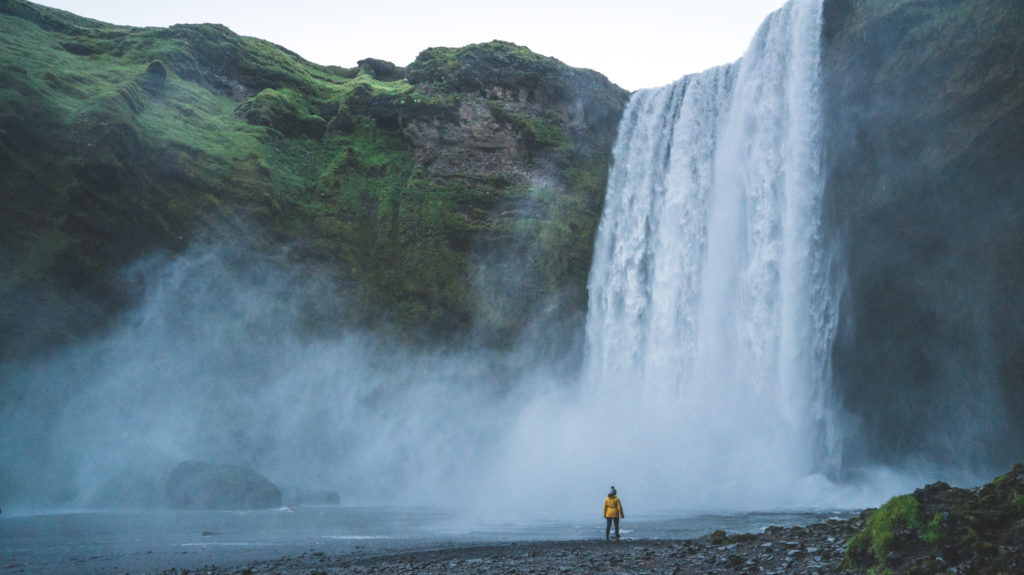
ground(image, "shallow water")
xmin=0 ymin=506 xmax=855 ymax=574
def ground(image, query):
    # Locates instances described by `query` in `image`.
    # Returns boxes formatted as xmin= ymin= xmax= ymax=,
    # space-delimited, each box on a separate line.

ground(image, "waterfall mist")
xmin=1 ymin=0 xmax=932 ymax=521
xmin=0 ymin=240 xmax=533 ymax=510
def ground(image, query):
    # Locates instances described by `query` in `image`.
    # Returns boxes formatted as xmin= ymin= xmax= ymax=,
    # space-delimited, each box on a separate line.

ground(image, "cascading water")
xmin=583 ymin=0 xmax=842 ymax=506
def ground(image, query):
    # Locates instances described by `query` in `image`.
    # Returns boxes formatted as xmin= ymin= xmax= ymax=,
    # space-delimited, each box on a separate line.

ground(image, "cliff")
xmin=0 ymin=0 xmax=629 ymax=358
xmin=822 ymin=0 xmax=1024 ymax=472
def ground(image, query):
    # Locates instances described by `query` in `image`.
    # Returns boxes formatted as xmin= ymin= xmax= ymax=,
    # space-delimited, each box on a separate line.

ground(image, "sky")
xmin=34 ymin=0 xmax=788 ymax=91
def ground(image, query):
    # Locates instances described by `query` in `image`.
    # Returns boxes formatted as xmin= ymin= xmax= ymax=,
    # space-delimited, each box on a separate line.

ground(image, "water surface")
xmin=0 ymin=506 xmax=855 ymax=574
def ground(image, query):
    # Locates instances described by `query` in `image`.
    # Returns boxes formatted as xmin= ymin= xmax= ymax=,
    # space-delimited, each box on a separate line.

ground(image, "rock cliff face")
xmin=0 ymin=1 xmax=628 ymax=358
xmin=821 ymin=0 xmax=1024 ymax=472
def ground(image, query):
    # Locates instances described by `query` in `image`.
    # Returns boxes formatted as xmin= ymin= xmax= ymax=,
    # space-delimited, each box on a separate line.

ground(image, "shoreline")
xmin=157 ymin=516 xmax=863 ymax=574
xmin=0 ymin=507 xmax=852 ymax=574
xmin=12 ymin=467 xmax=1024 ymax=574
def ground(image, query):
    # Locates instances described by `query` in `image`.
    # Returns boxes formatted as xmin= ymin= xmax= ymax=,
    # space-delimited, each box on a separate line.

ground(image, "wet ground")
xmin=155 ymin=517 xmax=864 ymax=575
xmin=0 ymin=507 xmax=856 ymax=574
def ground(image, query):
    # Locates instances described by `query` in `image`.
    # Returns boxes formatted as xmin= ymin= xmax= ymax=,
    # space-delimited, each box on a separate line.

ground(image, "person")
xmin=603 ymin=486 xmax=624 ymax=541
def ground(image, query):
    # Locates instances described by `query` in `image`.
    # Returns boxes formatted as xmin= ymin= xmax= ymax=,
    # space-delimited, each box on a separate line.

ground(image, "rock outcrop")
xmin=843 ymin=463 xmax=1024 ymax=574
xmin=165 ymin=461 xmax=282 ymax=510
xmin=821 ymin=0 xmax=1024 ymax=472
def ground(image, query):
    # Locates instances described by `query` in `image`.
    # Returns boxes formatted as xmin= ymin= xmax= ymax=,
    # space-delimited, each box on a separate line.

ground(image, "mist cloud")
xmin=0 ymin=237 xmax=548 ymax=511
xmin=1 ymin=231 xmax=916 ymax=521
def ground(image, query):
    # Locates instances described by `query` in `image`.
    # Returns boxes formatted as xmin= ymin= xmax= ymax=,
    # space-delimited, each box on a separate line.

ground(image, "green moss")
xmin=921 ymin=512 xmax=944 ymax=549
xmin=235 ymin=87 xmax=326 ymax=139
xmin=407 ymin=40 xmax=571 ymax=95
xmin=1012 ymin=492 xmax=1024 ymax=514
xmin=845 ymin=495 xmax=923 ymax=573
xmin=487 ymin=102 xmax=568 ymax=150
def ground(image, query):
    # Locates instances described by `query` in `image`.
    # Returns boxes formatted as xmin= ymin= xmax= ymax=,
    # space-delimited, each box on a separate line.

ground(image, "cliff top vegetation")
xmin=0 ymin=0 xmax=629 ymax=358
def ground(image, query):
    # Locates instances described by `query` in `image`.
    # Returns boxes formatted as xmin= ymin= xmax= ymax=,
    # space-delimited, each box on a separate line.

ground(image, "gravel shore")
xmin=158 ymin=516 xmax=863 ymax=575
xmin=152 ymin=468 xmax=1024 ymax=575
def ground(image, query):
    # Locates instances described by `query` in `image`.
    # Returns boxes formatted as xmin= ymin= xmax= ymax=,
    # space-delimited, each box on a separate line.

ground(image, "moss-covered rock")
xmin=843 ymin=464 xmax=1024 ymax=574
xmin=235 ymin=87 xmax=327 ymax=139
xmin=357 ymin=57 xmax=404 ymax=82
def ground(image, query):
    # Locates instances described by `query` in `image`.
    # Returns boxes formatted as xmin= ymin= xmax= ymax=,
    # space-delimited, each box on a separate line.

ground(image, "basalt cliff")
xmin=821 ymin=0 xmax=1024 ymax=473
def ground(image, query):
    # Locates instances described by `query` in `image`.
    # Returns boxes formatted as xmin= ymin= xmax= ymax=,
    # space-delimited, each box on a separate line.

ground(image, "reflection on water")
xmin=0 ymin=506 xmax=856 ymax=574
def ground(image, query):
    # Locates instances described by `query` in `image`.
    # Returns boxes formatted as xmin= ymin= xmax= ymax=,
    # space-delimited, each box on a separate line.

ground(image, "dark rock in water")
xmin=165 ymin=461 xmax=282 ymax=510
xmin=316 ymin=490 xmax=341 ymax=505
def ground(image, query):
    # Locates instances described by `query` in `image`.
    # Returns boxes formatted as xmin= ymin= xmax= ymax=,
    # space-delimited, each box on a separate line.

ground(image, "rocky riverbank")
xmin=159 ymin=464 xmax=1024 ymax=575
xmin=159 ymin=518 xmax=862 ymax=575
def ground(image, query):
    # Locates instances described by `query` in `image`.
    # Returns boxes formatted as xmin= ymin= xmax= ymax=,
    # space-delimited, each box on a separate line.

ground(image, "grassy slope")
xmin=0 ymin=0 xmax=628 ymax=356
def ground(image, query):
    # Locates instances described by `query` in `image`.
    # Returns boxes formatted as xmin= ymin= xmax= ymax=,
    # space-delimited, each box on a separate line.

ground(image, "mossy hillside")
xmin=843 ymin=464 xmax=1024 ymax=574
xmin=0 ymin=1 xmax=629 ymax=356
xmin=0 ymin=1 xmax=405 ymax=349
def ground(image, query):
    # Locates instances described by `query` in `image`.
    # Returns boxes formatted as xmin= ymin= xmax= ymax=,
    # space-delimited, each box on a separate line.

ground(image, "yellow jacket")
xmin=604 ymin=495 xmax=624 ymax=518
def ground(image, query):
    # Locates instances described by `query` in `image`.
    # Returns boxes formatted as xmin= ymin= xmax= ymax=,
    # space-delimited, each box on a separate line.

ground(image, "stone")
xmin=356 ymin=58 xmax=404 ymax=81
xmin=165 ymin=461 xmax=282 ymax=510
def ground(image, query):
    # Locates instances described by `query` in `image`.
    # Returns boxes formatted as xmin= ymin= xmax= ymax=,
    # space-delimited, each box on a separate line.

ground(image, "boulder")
xmin=165 ymin=461 xmax=282 ymax=510
xmin=356 ymin=58 xmax=404 ymax=81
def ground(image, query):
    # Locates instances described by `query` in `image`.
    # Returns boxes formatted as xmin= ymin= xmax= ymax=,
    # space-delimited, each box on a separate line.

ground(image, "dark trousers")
xmin=605 ymin=516 xmax=620 ymax=540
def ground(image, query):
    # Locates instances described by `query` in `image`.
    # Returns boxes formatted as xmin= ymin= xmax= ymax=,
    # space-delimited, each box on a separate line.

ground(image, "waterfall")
xmin=584 ymin=0 xmax=841 ymax=501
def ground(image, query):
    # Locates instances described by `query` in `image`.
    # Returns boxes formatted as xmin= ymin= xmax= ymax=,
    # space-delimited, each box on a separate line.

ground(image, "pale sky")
xmin=34 ymin=0 xmax=788 ymax=91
